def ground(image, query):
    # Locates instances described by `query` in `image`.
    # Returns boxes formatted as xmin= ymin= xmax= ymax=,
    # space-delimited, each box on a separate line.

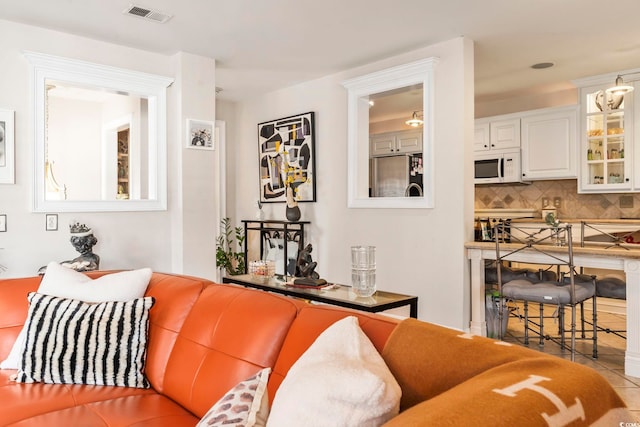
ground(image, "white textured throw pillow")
xmin=38 ymin=262 xmax=152 ymax=302
xmin=197 ymin=368 xmax=271 ymax=427
xmin=17 ymin=292 xmax=154 ymax=388
xmin=266 ymin=316 xmax=401 ymax=427
xmin=0 ymin=263 xmax=152 ymax=370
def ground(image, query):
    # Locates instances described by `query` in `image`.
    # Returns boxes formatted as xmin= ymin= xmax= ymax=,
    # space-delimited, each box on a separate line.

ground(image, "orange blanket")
xmin=381 ymin=318 xmax=634 ymax=426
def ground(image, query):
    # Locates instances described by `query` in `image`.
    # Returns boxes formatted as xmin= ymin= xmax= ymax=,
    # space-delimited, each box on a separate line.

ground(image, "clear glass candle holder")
xmin=351 ymin=246 xmax=376 ymax=269
xmin=249 ymin=260 xmax=275 ymax=279
xmin=351 ymin=246 xmax=376 ymax=297
xmin=351 ymin=267 xmax=376 ymax=297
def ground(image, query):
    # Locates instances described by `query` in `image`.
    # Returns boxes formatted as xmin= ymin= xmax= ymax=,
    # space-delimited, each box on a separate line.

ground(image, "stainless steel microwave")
xmin=474 ymin=149 xmax=524 ymax=184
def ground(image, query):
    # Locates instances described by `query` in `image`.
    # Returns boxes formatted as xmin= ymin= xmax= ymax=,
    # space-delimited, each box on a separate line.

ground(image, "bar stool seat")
xmin=502 ymin=278 xmax=595 ymax=304
xmin=596 ymin=276 xmax=626 ymax=300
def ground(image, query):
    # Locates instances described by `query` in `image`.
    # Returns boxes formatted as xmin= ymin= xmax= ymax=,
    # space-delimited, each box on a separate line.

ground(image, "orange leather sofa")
xmin=0 ymin=271 xmax=633 ymax=426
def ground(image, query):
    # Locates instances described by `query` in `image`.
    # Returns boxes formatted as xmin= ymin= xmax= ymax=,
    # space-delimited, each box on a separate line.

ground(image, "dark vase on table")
xmin=285 ymin=187 xmax=301 ymax=222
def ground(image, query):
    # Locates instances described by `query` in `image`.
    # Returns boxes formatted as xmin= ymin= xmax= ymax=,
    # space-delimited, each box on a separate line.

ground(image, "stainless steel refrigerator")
xmin=370 ymin=154 xmax=423 ymax=197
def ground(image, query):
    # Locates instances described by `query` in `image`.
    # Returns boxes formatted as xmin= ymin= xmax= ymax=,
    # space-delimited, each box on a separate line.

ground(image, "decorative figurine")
xmin=293 ymin=243 xmax=327 ymax=286
xmin=62 ymin=222 xmax=100 ymax=271
xmin=38 ymin=222 xmax=100 ymax=274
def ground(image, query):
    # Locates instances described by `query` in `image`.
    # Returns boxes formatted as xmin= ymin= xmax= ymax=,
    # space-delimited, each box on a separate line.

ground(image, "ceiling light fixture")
xmin=531 ymin=62 xmax=554 ymax=69
xmin=405 ymin=111 xmax=423 ymax=127
xmin=605 ymin=75 xmax=635 ymax=96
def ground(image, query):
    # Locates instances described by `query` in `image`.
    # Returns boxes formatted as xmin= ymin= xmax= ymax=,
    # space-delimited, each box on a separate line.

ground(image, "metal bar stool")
xmin=495 ymin=223 xmax=598 ymax=360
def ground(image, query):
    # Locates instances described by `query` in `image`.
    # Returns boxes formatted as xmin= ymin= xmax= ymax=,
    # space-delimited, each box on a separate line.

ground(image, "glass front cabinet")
xmin=578 ymin=80 xmax=635 ymax=193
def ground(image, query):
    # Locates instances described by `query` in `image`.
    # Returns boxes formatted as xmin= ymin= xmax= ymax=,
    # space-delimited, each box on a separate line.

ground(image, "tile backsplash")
xmin=475 ymin=179 xmax=640 ymax=219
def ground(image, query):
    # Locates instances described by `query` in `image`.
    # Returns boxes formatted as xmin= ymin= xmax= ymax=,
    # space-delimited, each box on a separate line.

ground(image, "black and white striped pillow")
xmin=17 ymin=292 xmax=155 ymax=388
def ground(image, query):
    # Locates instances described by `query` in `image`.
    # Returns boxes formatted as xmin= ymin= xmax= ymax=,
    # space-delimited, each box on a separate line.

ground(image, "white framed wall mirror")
xmin=24 ymin=51 xmax=174 ymax=212
xmin=342 ymin=57 xmax=437 ymax=208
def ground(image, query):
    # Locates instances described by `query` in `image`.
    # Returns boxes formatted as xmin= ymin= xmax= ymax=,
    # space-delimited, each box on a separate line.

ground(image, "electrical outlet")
xmin=620 ymin=195 xmax=634 ymax=209
xmin=542 ymin=197 xmax=549 ymax=207
xmin=553 ymin=197 xmax=561 ymax=208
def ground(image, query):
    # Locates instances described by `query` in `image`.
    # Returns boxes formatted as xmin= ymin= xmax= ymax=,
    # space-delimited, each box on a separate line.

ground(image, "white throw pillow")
xmin=38 ymin=261 xmax=152 ymax=302
xmin=0 ymin=263 xmax=152 ymax=369
xmin=266 ymin=316 xmax=401 ymax=427
xmin=197 ymin=368 xmax=270 ymax=427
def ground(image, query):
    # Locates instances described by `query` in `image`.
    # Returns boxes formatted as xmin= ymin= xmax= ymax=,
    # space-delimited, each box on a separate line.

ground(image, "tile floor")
xmin=501 ymin=304 xmax=640 ymax=421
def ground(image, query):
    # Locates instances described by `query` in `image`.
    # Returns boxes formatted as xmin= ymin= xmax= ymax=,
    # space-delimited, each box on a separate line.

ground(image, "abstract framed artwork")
xmin=186 ymin=119 xmax=214 ymax=150
xmin=0 ymin=109 xmax=15 ymax=184
xmin=258 ymin=112 xmax=316 ymax=203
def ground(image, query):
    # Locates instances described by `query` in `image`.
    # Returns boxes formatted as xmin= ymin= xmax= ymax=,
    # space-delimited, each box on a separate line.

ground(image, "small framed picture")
xmin=186 ymin=119 xmax=214 ymax=150
xmin=0 ymin=215 xmax=6 ymax=232
xmin=45 ymin=214 xmax=58 ymax=231
xmin=0 ymin=109 xmax=15 ymax=184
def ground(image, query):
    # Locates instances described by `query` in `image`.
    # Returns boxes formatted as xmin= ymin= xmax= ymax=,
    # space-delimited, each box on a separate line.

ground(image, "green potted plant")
xmin=215 ymin=218 xmax=246 ymax=276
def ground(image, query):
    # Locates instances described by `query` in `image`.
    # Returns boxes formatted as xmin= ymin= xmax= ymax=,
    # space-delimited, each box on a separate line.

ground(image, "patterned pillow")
xmin=0 ymin=264 xmax=152 ymax=370
xmin=197 ymin=368 xmax=271 ymax=427
xmin=16 ymin=292 xmax=154 ymax=388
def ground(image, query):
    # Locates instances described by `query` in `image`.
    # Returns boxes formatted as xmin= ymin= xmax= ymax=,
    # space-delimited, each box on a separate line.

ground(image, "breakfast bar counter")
xmin=466 ymin=240 xmax=640 ymax=377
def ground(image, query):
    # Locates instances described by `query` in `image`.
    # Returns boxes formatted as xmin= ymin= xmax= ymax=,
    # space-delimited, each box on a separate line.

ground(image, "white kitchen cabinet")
xmin=473 ymin=121 xmax=490 ymax=151
xmin=521 ymin=106 xmax=578 ymax=180
xmin=370 ymin=133 xmax=394 ymax=156
xmin=575 ymin=80 xmax=635 ymax=193
xmin=491 ymin=119 xmax=520 ymax=150
xmin=370 ymin=130 xmax=422 ymax=157
xmin=474 ymin=118 xmax=520 ymax=152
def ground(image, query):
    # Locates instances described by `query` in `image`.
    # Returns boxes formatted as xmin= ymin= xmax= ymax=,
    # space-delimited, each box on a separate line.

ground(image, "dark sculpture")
xmin=38 ymin=222 xmax=100 ymax=274
xmin=294 ymin=244 xmax=326 ymax=286
xmin=295 ymin=243 xmax=318 ymax=279
xmin=61 ymin=233 xmax=100 ymax=272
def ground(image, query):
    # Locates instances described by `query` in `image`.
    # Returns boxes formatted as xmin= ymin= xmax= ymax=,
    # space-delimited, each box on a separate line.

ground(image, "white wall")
xmin=171 ymin=52 xmax=218 ymax=279
xmin=229 ymin=37 xmax=475 ymax=330
xmin=0 ymin=20 xmax=219 ymax=279
xmin=215 ymin=99 xmax=238 ymax=216
xmin=0 ymin=19 xmax=475 ymax=331
xmin=476 ymin=87 xmax=578 ymax=118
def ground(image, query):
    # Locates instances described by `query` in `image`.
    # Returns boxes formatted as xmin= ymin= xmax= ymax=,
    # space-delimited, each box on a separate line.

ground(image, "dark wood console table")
xmin=223 ymin=274 xmax=418 ymax=318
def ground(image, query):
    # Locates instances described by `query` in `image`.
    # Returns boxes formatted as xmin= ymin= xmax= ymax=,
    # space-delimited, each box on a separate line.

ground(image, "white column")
xmin=625 ymin=259 xmax=640 ymax=377
xmin=468 ymin=248 xmax=486 ymax=336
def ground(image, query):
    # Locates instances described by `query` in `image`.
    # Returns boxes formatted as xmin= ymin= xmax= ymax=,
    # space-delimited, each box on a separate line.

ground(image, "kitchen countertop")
xmin=465 ymin=240 xmax=640 ymax=259
xmin=509 ymin=219 xmax=640 ymax=244
xmin=474 ymin=208 xmax=537 ymax=218
xmin=511 ymin=218 xmax=640 ymax=224
xmin=476 ymin=218 xmax=640 ymax=245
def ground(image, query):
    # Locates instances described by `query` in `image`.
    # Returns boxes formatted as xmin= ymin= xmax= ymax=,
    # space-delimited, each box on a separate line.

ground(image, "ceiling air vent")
xmin=123 ymin=4 xmax=172 ymax=23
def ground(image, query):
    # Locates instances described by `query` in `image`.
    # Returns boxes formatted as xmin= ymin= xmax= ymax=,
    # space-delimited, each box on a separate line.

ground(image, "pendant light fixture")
xmin=405 ymin=111 xmax=423 ymax=127
xmin=605 ymin=75 xmax=635 ymax=96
